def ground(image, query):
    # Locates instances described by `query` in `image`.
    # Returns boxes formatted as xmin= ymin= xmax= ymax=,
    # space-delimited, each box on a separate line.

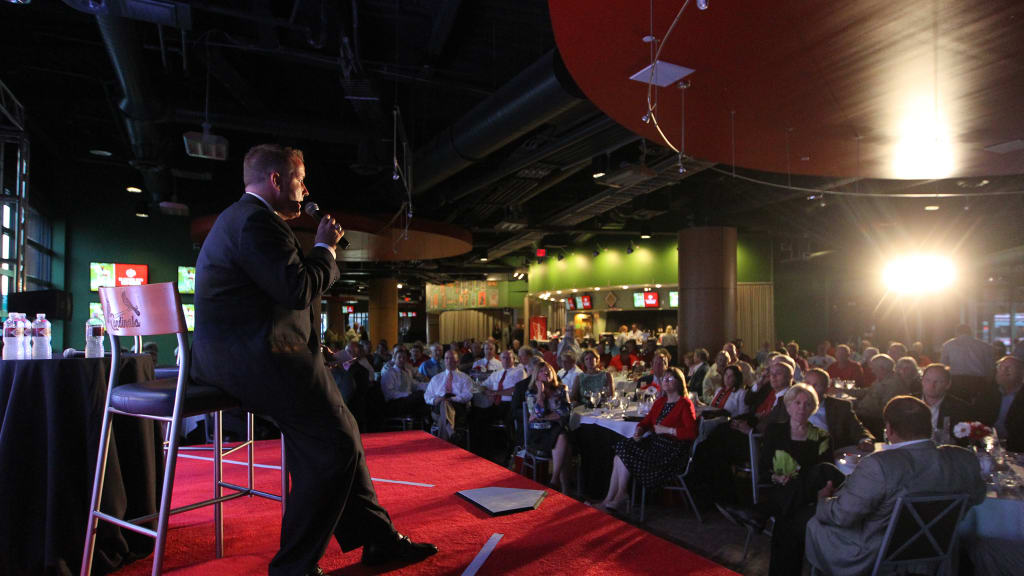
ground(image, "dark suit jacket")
xmin=1006 ymin=390 xmax=1024 ymax=452
xmin=823 ymin=396 xmax=874 ymax=452
xmin=690 ymin=364 xmax=709 ymax=393
xmin=191 ymin=194 xmax=340 ymax=411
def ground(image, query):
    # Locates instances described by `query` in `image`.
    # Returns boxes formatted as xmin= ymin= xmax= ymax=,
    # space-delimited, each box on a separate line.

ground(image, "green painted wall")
xmin=499 ymin=279 xmax=528 ymax=309
xmin=67 ymin=208 xmax=197 ymax=366
xmin=528 ymin=232 xmax=772 ymax=292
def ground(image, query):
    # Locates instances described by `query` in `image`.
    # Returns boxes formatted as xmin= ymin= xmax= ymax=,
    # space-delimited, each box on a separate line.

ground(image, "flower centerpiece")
xmin=953 ymin=421 xmax=993 ymax=441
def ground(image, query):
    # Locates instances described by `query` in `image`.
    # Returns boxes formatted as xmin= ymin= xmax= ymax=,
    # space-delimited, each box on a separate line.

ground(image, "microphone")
xmin=304 ymin=202 xmax=350 ymax=250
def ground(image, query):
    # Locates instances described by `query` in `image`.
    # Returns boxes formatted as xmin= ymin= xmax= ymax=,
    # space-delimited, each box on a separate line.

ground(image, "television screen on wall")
xmin=643 ymin=291 xmax=660 ymax=308
xmin=632 ymin=292 xmax=645 ymax=308
xmin=565 ymin=296 xmax=576 ymax=311
xmin=177 ymin=266 xmax=196 ymax=294
xmin=90 ymin=262 xmax=149 ymax=291
xmin=181 ymin=303 xmax=195 ymax=332
xmin=89 ymin=302 xmax=103 ymax=317
xmin=580 ymin=294 xmax=593 ymax=309
xmin=669 ymin=291 xmax=678 ymax=307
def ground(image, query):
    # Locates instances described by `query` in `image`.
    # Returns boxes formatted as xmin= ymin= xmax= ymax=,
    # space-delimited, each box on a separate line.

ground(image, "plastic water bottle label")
xmin=88 ymin=325 xmax=104 ymax=338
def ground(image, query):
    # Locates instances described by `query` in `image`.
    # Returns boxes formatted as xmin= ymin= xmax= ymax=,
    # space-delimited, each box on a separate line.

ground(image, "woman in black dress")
xmin=592 ymin=367 xmax=697 ymax=513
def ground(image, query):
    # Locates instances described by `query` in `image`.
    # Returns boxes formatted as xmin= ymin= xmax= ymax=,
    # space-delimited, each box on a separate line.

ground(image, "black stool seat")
xmin=111 ymin=379 xmax=238 ymax=418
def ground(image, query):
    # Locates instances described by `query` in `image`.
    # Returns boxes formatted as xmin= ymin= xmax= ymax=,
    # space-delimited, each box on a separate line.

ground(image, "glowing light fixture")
xmin=882 ymin=253 xmax=956 ymax=294
xmin=396 ymin=283 xmax=403 ymax=289
xmin=480 ymin=257 xmax=488 ymax=262
xmin=621 ymin=285 xmax=629 ymax=290
xmin=126 ymin=186 xmax=142 ymax=194
xmin=924 ymin=205 xmax=940 ymax=211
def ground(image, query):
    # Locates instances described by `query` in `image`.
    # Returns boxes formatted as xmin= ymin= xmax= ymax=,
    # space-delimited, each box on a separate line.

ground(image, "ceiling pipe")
xmin=411 ymin=49 xmax=584 ymax=196
xmin=94 ymin=12 xmax=172 ymax=207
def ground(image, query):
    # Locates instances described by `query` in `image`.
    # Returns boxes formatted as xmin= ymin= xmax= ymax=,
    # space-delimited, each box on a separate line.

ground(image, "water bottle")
xmin=2 ymin=313 xmax=22 ymax=360
xmin=85 ymin=313 xmax=105 ymax=358
xmin=19 ymin=313 xmax=32 ymax=359
xmin=31 ymin=313 xmax=52 ymax=359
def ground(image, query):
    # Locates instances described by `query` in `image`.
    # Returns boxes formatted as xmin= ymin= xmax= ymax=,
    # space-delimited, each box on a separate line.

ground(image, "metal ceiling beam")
xmin=172 ymin=109 xmax=363 ymax=144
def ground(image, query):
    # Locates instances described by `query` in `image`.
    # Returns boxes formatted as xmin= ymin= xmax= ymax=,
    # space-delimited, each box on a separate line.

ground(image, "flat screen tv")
xmin=669 ymin=291 xmax=678 ymax=308
xmin=181 ymin=303 xmax=195 ymax=332
xmin=565 ymin=296 xmax=576 ymax=311
xmin=580 ymin=294 xmax=593 ymax=310
xmin=89 ymin=302 xmax=103 ymax=318
xmin=177 ymin=266 xmax=196 ymax=295
xmin=90 ymin=262 xmax=149 ymax=291
xmin=643 ymin=291 xmax=660 ymax=308
xmin=632 ymin=292 xmax=645 ymax=308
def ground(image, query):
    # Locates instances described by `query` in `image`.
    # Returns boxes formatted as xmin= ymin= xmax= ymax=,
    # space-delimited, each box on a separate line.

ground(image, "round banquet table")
xmin=0 ymin=354 xmax=159 ymax=576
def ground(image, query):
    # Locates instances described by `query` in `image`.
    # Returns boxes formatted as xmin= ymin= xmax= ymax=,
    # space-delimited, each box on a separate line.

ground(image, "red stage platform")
xmin=112 ymin=431 xmax=737 ymax=575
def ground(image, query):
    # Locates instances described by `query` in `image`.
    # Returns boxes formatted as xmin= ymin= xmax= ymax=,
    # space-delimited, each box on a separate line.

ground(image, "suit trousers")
xmin=212 ymin=356 xmax=395 ymax=576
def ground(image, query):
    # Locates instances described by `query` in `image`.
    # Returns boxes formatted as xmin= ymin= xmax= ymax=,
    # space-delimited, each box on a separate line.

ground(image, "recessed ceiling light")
xmin=594 ymin=287 xmax=601 ymax=291
xmin=640 ymin=234 xmax=651 ymax=239
xmin=396 ymin=283 xmax=403 ymax=289
xmin=135 ymin=211 xmax=149 ymax=218
xmin=621 ymin=285 xmax=629 ymax=290
xmin=89 ymin=149 xmax=112 ymax=157
xmin=655 ymin=284 xmax=662 ymax=288
xmin=126 ymin=186 xmax=142 ymax=194
xmin=592 ymin=172 xmax=606 ymax=179
xmin=924 ymin=205 xmax=940 ymax=211
xmin=480 ymin=257 xmax=488 ymax=262
xmin=556 ymin=290 xmax=562 ymax=294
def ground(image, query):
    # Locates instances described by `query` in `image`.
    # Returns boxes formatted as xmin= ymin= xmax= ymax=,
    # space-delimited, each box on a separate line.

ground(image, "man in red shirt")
xmin=827 ymin=344 xmax=865 ymax=388
xmin=608 ymin=346 xmax=638 ymax=373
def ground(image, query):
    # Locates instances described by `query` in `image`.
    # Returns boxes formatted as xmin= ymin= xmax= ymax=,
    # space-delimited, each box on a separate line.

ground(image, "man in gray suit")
xmin=805 ymin=396 xmax=985 ymax=576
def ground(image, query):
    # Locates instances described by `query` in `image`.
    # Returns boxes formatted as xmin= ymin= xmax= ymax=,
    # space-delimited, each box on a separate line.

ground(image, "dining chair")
xmin=520 ymin=402 xmax=551 ymax=482
xmin=81 ymin=283 xmax=286 ymax=576
xmin=632 ymin=416 xmax=728 ymax=523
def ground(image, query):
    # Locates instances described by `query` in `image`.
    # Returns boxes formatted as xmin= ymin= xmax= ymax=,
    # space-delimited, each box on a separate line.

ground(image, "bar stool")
xmin=81 ymin=283 xmax=286 ymax=576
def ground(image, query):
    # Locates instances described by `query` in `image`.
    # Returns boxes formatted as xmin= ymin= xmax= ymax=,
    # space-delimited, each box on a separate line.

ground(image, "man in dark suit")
xmin=995 ymin=355 xmax=1024 ymax=451
xmin=804 ymin=368 xmax=875 ymax=453
xmin=919 ymin=363 xmax=971 ymax=445
xmin=191 ymin=144 xmax=435 ymax=576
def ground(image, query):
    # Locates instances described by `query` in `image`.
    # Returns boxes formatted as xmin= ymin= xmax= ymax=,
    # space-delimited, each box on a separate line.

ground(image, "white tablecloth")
xmin=958 ymin=463 xmax=1024 ymax=575
xmin=576 ymin=411 xmax=640 ymax=437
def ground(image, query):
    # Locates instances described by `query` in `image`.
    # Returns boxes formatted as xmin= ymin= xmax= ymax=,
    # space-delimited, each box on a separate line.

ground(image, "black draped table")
xmin=0 ymin=355 xmax=160 ymax=576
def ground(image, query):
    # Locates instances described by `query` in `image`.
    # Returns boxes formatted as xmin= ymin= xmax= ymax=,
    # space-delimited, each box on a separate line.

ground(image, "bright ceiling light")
xmin=88 ymin=149 xmax=112 ymax=157
xmin=891 ymin=94 xmax=955 ymax=179
xmin=621 ymin=285 xmax=629 ymax=290
xmin=480 ymin=257 xmax=488 ymax=262
xmin=396 ymin=283 xmax=403 ymax=289
xmin=594 ymin=287 xmax=601 ymax=291
xmin=882 ymin=253 xmax=956 ymax=294
xmin=126 ymin=186 xmax=142 ymax=194
xmin=924 ymin=205 xmax=940 ymax=211
xmin=655 ymin=284 xmax=662 ymax=288
xmin=592 ymin=171 xmax=606 ymax=179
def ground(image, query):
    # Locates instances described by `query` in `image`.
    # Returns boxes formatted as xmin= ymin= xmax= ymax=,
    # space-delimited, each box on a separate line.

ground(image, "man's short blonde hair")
xmin=243 ymin=144 xmax=304 ymax=187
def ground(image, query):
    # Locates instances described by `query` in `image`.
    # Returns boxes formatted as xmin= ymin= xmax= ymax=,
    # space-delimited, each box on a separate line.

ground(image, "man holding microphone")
xmin=191 ymin=144 xmax=435 ymax=576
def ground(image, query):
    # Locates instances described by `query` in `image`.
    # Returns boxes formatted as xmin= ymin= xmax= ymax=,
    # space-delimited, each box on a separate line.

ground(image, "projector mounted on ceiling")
xmin=183 ymin=123 xmax=228 ymax=161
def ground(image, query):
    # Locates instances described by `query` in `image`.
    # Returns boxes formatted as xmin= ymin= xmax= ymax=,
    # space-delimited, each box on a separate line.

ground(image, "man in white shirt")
xmin=471 ymin=349 xmax=526 ymax=456
xmin=471 ymin=342 xmax=502 ymax=372
xmin=424 ymin=350 xmax=474 ymax=443
xmin=381 ymin=348 xmax=429 ymax=421
xmin=808 ymin=341 xmax=836 ymax=369
xmin=556 ymin=350 xmax=581 ymax=399
xmin=941 ymin=324 xmax=995 ymax=380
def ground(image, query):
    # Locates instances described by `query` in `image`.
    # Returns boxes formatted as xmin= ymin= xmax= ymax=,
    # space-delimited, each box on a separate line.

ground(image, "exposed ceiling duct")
xmin=93 ymin=12 xmax=174 ymax=206
xmin=412 ymin=49 xmax=585 ymax=196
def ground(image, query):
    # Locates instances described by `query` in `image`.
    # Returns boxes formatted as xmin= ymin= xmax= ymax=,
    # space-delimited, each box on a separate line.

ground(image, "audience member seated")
xmin=805 ymin=368 xmax=874 ymax=453
xmin=886 ymin=341 xmax=908 ymax=362
xmin=808 ymin=341 xmax=835 ymax=369
xmin=718 ymin=384 xmax=845 ymax=576
xmin=607 ymin=345 xmax=638 ymax=374
xmin=472 ymin=342 xmax=502 ymax=372
xmin=910 ymin=340 xmax=932 ymax=366
xmin=381 ymin=348 xmax=429 ymax=422
xmin=614 ymin=325 xmax=630 ymax=351
xmin=639 ymin=339 xmax=658 ymax=366
xmin=826 ymin=344 xmax=864 ymax=388
xmin=734 ymin=355 xmax=795 ymax=435
xmin=527 ymin=361 xmax=573 ymax=492
xmin=859 ymin=346 xmax=879 ymax=387
xmin=418 ymin=343 xmax=444 ymax=381
xmin=995 ymin=355 xmax=1024 ymax=450
xmin=592 ymin=367 xmax=697 ymax=513
xmin=917 ymin=363 xmax=970 ymax=446
xmin=895 ymin=355 xmax=923 ymax=396
xmin=424 ymin=350 xmax=473 ymax=443
xmin=598 ymin=339 xmax=614 ymax=368
xmin=575 ymin=348 xmax=614 ymax=404
xmin=688 ymin=348 xmax=710 ymax=394
xmin=333 ymin=340 xmax=374 ymax=430
xmin=702 ymin=349 xmax=734 ymax=403
xmin=786 ymin=341 xmax=810 ymax=374
xmin=848 ymin=354 xmax=908 ymax=435
xmin=637 ymin=348 xmax=672 ymax=397
xmin=805 ymin=396 xmax=986 ymax=576
xmin=371 ymin=340 xmax=390 ymax=372
xmin=409 ymin=344 xmax=427 ymax=368
xmin=697 ymin=364 xmax=747 ymax=417
xmin=556 ymin=350 xmax=582 ymax=399
xmin=471 ymin=349 xmax=526 ymax=457
xmin=541 ymin=341 xmax=558 ymax=367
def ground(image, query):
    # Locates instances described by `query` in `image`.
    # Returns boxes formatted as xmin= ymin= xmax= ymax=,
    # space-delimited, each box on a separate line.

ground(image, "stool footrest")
xmin=93 ymin=510 xmax=159 ymax=539
xmin=220 ymin=481 xmax=283 ymax=502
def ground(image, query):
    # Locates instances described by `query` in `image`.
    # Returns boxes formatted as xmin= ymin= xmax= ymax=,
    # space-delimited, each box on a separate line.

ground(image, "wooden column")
xmin=677 ymin=227 xmax=737 ymax=357
xmin=369 ymin=277 xmax=398 ymax=348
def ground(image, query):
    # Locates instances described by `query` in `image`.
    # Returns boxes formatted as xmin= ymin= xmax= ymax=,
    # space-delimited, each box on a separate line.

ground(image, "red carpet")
xmin=112 ymin=432 xmax=737 ymax=575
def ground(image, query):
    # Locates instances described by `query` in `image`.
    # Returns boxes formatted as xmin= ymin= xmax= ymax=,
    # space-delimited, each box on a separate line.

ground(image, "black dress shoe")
xmin=361 ymin=532 xmax=438 ymax=566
